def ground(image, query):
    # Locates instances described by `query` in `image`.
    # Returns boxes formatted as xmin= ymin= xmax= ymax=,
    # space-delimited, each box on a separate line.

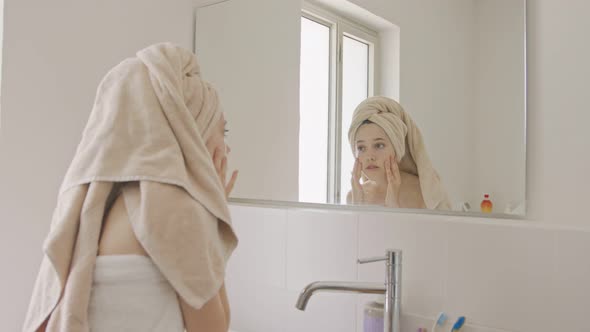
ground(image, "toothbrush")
xmin=450 ymin=316 xmax=466 ymax=331
xmin=431 ymin=312 xmax=448 ymax=332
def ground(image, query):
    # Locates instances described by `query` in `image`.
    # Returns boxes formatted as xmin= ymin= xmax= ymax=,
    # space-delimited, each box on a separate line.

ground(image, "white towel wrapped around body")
xmin=23 ymin=43 xmax=238 ymax=332
xmin=348 ymin=96 xmax=451 ymax=210
xmin=88 ymin=255 xmax=184 ymax=332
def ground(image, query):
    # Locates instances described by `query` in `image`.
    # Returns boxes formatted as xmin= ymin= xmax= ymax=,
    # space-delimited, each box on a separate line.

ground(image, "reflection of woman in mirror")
xmin=346 ymin=96 xmax=451 ymax=210
xmin=24 ymin=44 xmax=238 ymax=332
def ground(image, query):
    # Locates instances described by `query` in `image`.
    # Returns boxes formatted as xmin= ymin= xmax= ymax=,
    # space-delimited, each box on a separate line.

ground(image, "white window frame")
xmin=301 ymin=2 xmax=379 ymax=204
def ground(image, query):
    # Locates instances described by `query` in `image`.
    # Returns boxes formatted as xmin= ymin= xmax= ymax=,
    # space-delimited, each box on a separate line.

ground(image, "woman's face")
xmin=205 ymin=113 xmax=231 ymax=159
xmin=355 ymin=123 xmax=395 ymax=179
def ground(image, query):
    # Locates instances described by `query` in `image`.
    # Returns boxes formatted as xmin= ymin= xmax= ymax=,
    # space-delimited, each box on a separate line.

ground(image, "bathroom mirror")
xmin=194 ymin=0 xmax=526 ymax=217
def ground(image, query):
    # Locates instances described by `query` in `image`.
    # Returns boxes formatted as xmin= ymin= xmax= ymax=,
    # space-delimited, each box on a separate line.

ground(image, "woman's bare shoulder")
xmin=400 ymin=172 xmax=426 ymax=209
xmin=346 ymin=190 xmax=353 ymax=204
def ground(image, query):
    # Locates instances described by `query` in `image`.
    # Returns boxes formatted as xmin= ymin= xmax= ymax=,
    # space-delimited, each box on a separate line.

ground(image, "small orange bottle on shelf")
xmin=480 ymin=194 xmax=493 ymax=213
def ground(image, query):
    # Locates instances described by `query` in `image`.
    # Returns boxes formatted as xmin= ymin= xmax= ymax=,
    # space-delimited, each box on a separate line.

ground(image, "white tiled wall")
xmin=226 ymin=206 xmax=288 ymax=288
xmin=227 ymin=205 xmax=590 ymax=332
xmin=553 ymin=231 xmax=590 ymax=331
xmin=286 ymin=209 xmax=359 ymax=292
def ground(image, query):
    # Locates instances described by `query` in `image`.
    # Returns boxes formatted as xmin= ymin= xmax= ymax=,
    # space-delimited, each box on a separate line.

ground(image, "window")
xmin=299 ymin=4 xmax=378 ymax=204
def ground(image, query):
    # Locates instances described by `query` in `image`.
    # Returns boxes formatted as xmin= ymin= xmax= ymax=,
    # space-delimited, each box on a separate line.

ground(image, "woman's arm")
xmin=179 ymin=285 xmax=231 ymax=332
xmin=219 ymin=283 xmax=231 ymax=324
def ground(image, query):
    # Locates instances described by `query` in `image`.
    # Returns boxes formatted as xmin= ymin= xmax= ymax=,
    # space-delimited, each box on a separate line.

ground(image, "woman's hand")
xmin=361 ymin=179 xmax=379 ymax=203
xmin=350 ymin=158 xmax=364 ymax=204
xmin=213 ymin=147 xmax=239 ymax=199
xmin=384 ymin=155 xmax=402 ymax=208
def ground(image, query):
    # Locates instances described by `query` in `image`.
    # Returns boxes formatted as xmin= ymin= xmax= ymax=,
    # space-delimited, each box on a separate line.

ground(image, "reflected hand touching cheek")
xmin=384 ymin=155 xmax=401 ymax=208
xmin=350 ymin=158 xmax=364 ymax=204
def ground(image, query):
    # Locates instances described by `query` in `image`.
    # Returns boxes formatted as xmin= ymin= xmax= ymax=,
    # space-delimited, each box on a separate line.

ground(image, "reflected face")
xmin=205 ymin=113 xmax=231 ymax=159
xmin=355 ymin=123 xmax=395 ymax=177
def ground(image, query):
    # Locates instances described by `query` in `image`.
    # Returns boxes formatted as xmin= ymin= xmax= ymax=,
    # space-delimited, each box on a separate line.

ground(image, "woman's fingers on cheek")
xmin=217 ymin=150 xmax=224 ymax=171
xmin=213 ymin=148 xmax=221 ymax=169
xmin=386 ymin=166 xmax=393 ymax=183
xmin=221 ymin=159 xmax=228 ymax=183
xmin=226 ymin=170 xmax=238 ymax=195
xmin=221 ymin=156 xmax=227 ymax=172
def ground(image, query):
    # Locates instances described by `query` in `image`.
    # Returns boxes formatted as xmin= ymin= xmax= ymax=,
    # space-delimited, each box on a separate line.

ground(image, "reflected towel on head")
xmin=348 ymin=96 xmax=451 ymax=210
xmin=23 ymin=43 xmax=238 ymax=332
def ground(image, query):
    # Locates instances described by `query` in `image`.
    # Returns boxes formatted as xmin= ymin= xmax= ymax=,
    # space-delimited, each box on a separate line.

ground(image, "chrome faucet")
xmin=295 ymin=249 xmax=402 ymax=332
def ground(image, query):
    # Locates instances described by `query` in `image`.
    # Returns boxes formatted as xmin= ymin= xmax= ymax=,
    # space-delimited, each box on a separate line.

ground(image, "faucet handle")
xmin=357 ymin=255 xmax=387 ymax=264
xmin=358 ymin=249 xmax=402 ymax=265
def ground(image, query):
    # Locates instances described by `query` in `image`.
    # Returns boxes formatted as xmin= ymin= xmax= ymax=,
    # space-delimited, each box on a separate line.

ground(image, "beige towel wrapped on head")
xmin=348 ymin=96 xmax=451 ymax=210
xmin=23 ymin=43 xmax=238 ymax=332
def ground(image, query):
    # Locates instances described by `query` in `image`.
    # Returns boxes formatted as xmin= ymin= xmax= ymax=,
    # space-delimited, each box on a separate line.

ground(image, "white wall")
xmin=525 ymin=0 xmax=590 ymax=225
xmin=2 ymin=0 xmax=590 ymax=331
xmin=0 ymin=0 xmax=213 ymax=329
xmin=194 ymin=0 xmax=301 ymax=202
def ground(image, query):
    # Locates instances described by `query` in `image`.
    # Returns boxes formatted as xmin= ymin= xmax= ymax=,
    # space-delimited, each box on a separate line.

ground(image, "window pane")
xmin=340 ymin=36 xmax=369 ymax=203
xmin=299 ymin=17 xmax=330 ymax=203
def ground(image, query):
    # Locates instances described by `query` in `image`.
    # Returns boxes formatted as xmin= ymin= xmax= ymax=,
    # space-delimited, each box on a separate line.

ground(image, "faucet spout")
xmin=295 ymin=281 xmax=385 ymax=310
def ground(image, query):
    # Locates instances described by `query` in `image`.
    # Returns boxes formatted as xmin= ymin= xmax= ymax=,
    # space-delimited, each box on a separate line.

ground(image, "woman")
xmin=347 ymin=96 xmax=451 ymax=210
xmin=23 ymin=43 xmax=239 ymax=332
